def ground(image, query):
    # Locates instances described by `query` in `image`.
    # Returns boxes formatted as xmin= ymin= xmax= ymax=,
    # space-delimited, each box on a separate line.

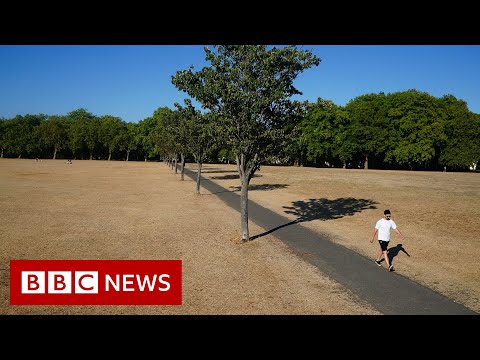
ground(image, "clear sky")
xmin=1 ymin=45 xmax=479 ymax=123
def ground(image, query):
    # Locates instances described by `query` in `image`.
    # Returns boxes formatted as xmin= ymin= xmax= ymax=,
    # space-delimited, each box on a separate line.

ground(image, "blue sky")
xmin=1 ymin=45 xmax=479 ymax=123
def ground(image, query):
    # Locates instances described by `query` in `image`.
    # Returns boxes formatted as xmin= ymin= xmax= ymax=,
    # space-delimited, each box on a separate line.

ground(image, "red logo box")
xmin=10 ymin=260 xmax=182 ymax=305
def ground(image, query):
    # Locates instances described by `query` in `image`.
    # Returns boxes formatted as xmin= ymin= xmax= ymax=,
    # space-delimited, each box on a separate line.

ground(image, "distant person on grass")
xmin=370 ymin=209 xmax=406 ymax=272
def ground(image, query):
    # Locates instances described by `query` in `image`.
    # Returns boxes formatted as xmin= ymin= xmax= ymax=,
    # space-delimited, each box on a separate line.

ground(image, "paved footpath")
xmin=184 ymin=167 xmax=477 ymax=315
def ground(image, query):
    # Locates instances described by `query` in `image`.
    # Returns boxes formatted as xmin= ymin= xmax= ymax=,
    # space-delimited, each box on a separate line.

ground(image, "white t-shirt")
xmin=375 ymin=218 xmax=397 ymax=241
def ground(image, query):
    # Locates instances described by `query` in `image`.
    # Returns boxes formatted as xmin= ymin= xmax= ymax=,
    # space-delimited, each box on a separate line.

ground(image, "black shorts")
xmin=378 ymin=240 xmax=389 ymax=251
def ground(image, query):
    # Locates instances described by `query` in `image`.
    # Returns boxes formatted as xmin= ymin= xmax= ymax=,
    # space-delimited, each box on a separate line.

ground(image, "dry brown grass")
xmin=0 ymin=159 xmax=379 ymax=315
xmin=199 ymin=163 xmax=480 ymax=313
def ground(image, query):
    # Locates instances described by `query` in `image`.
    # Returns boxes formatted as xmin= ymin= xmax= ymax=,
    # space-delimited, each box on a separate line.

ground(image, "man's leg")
xmin=383 ymin=250 xmax=391 ymax=268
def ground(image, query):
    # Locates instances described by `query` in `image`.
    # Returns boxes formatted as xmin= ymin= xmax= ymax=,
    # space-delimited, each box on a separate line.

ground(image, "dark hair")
xmin=384 ymin=209 xmax=391 ymax=215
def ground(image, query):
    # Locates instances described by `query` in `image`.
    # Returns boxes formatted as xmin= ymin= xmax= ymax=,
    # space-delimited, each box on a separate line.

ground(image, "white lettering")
xmin=48 ymin=271 xmax=71 ymax=294
xmin=105 ymin=274 xmax=120 ymax=291
xmin=22 ymin=271 xmax=45 ymax=293
xmin=123 ymin=274 xmax=134 ymax=291
xmin=136 ymin=274 xmax=156 ymax=291
xmin=104 ymin=273 xmax=171 ymax=292
xmin=158 ymin=274 xmax=170 ymax=291
xmin=75 ymin=272 xmax=98 ymax=294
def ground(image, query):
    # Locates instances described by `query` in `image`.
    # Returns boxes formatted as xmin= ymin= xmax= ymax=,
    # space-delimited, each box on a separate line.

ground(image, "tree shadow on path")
xmin=201 ymin=170 xmax=238 ymax=174
xmin=230 ymin=184 xmax=289 ymax=191
xmin=203 ymin=183 xmax=289 ymax=195
xmin=210 ymin=174 xmax=262 ymax=180
xmin=251 ymin=197 xmax=378 ymax=240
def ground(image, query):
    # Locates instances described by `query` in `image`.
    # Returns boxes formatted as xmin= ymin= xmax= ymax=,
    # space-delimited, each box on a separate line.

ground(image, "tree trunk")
xmin=240 ymin=172 xmax=249 ymax=243
xmin=126 ymin=150 xmax=130 ymax=161
xmin=108 ymin=152 xmax=112 ymax=161
xmin=237 ymin=153 xmax=250 ymax=243
xmin=180 ymin=154 xmax=185 ymax=181
xmin=1 ymin=149 xmax=3 ymax=158
xmin=195 ymin=161 xmax=202 ymax=194
xmin=364 ymin=154 xmax=369 ymax=169
xmin=90 ymin=152 xmax=93 ymax=160
xmin=144 ymin=155 xmax=147 ymax=162
xmin=343 ymin=161 xmax=346 ymax=169
xmin=18 ymin=154 xmax=21 ymax=158
xmin=174 ymin=157 xmax=178 ymax=174
xmin=53 ymin=148 xmax=57 ymax=160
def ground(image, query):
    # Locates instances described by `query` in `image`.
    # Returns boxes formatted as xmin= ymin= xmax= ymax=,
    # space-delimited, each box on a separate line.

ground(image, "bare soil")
xmin=0 ymin=159 xmax=379 ymax=315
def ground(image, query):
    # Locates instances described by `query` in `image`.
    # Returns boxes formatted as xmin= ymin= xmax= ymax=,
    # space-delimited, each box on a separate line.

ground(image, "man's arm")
xmin=370 ymin=229 xmax=378 ymax=243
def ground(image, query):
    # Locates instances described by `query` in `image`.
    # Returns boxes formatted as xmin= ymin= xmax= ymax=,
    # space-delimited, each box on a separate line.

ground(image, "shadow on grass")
xmin=201 ymin=170 xmax=238 ymax=174
xmin=202 ymin=188 xmax=238 ymax=195
xmin=251 ymin=197 xmax=378 ymax=240
xmin=229 ymin=184 xmax=289 ymax=191
xmin=202 ymin=183 xmax=289 ymax=195
xmin=196 ymin=167 xmax=223 ymax=171
xmin=388 ymin=243 xmax=411 ymax=265
xmin=210 ymin=173 xmax=262 ymax=180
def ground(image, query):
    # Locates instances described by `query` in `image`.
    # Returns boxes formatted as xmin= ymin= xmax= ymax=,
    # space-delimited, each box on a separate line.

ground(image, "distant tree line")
xmin=0 ymin=107 xmax=170 ymax=162
xmin=292 ymin=90 xmax=480 ymax=172
xmin=1 ymin=90 xmax=478 ymax=172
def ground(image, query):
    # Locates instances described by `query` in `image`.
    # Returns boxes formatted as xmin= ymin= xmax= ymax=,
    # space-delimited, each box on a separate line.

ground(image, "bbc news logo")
xmin=10 ymin=260 xmax=182 ymax=305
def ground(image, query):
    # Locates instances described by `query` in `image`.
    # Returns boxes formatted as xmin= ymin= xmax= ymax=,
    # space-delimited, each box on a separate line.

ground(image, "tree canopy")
xmin=172 ymin=45 xmax=321 ymax=241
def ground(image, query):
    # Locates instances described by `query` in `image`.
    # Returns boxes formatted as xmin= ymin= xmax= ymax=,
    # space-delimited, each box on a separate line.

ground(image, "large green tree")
xmin=137 ymin=116 xmax=160 ymax=162
xmin=67 ymin=108 xmax=96 ymax=159
xmin=298 ymin=99 xmax=343 ymax=167
xmin=150 ymin=107 xmax=177 ymax=168
xmin=175 ymin=99 xmax=218 ymax=193
xmin=345 ymin=93 xmax=388 ymax=169
xmin=37 ymin=115 xmax=69 ymax=159
xmin=5 ymin=114 xmax=46 ymax=158
xmin=438 ymin=95 xmax=480 ymax=170
xmin=118 ymin=122 xmax=139 ymax=161
xmin=332 ymin=105 xmax=357 ymax=168
xmin=169 ymin=107 xmax=189 ymax=181
xmin=98 ymin=115 xmax=126 ymax=161
xmin=172 ymin=45 xmax=320 ymax=242
xmin=384 ymin=90 xmax=446 ymax=170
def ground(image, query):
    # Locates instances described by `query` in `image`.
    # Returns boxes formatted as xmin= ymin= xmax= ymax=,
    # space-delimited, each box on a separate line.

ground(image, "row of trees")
xmin=295 ymin=91 xmax=480 ymax=171
xmin=0 ymin=107 xmax=180 ymax=162
xmin=2 ymin=92 xmax=478 ymax=172
xmin=163 ymin=90 xmax=480 ymax=174
xmin=1 ymin=46 xmax=479 ymax=241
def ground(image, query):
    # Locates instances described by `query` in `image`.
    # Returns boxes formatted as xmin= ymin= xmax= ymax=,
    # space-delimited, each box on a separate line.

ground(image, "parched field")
xmin=1 ymin=159 xmax=479 ymax=314
xmin=0 ymin=159 xmax=379 ymax=315
xmin=196 ymin=162 xmax=480 ymax=313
